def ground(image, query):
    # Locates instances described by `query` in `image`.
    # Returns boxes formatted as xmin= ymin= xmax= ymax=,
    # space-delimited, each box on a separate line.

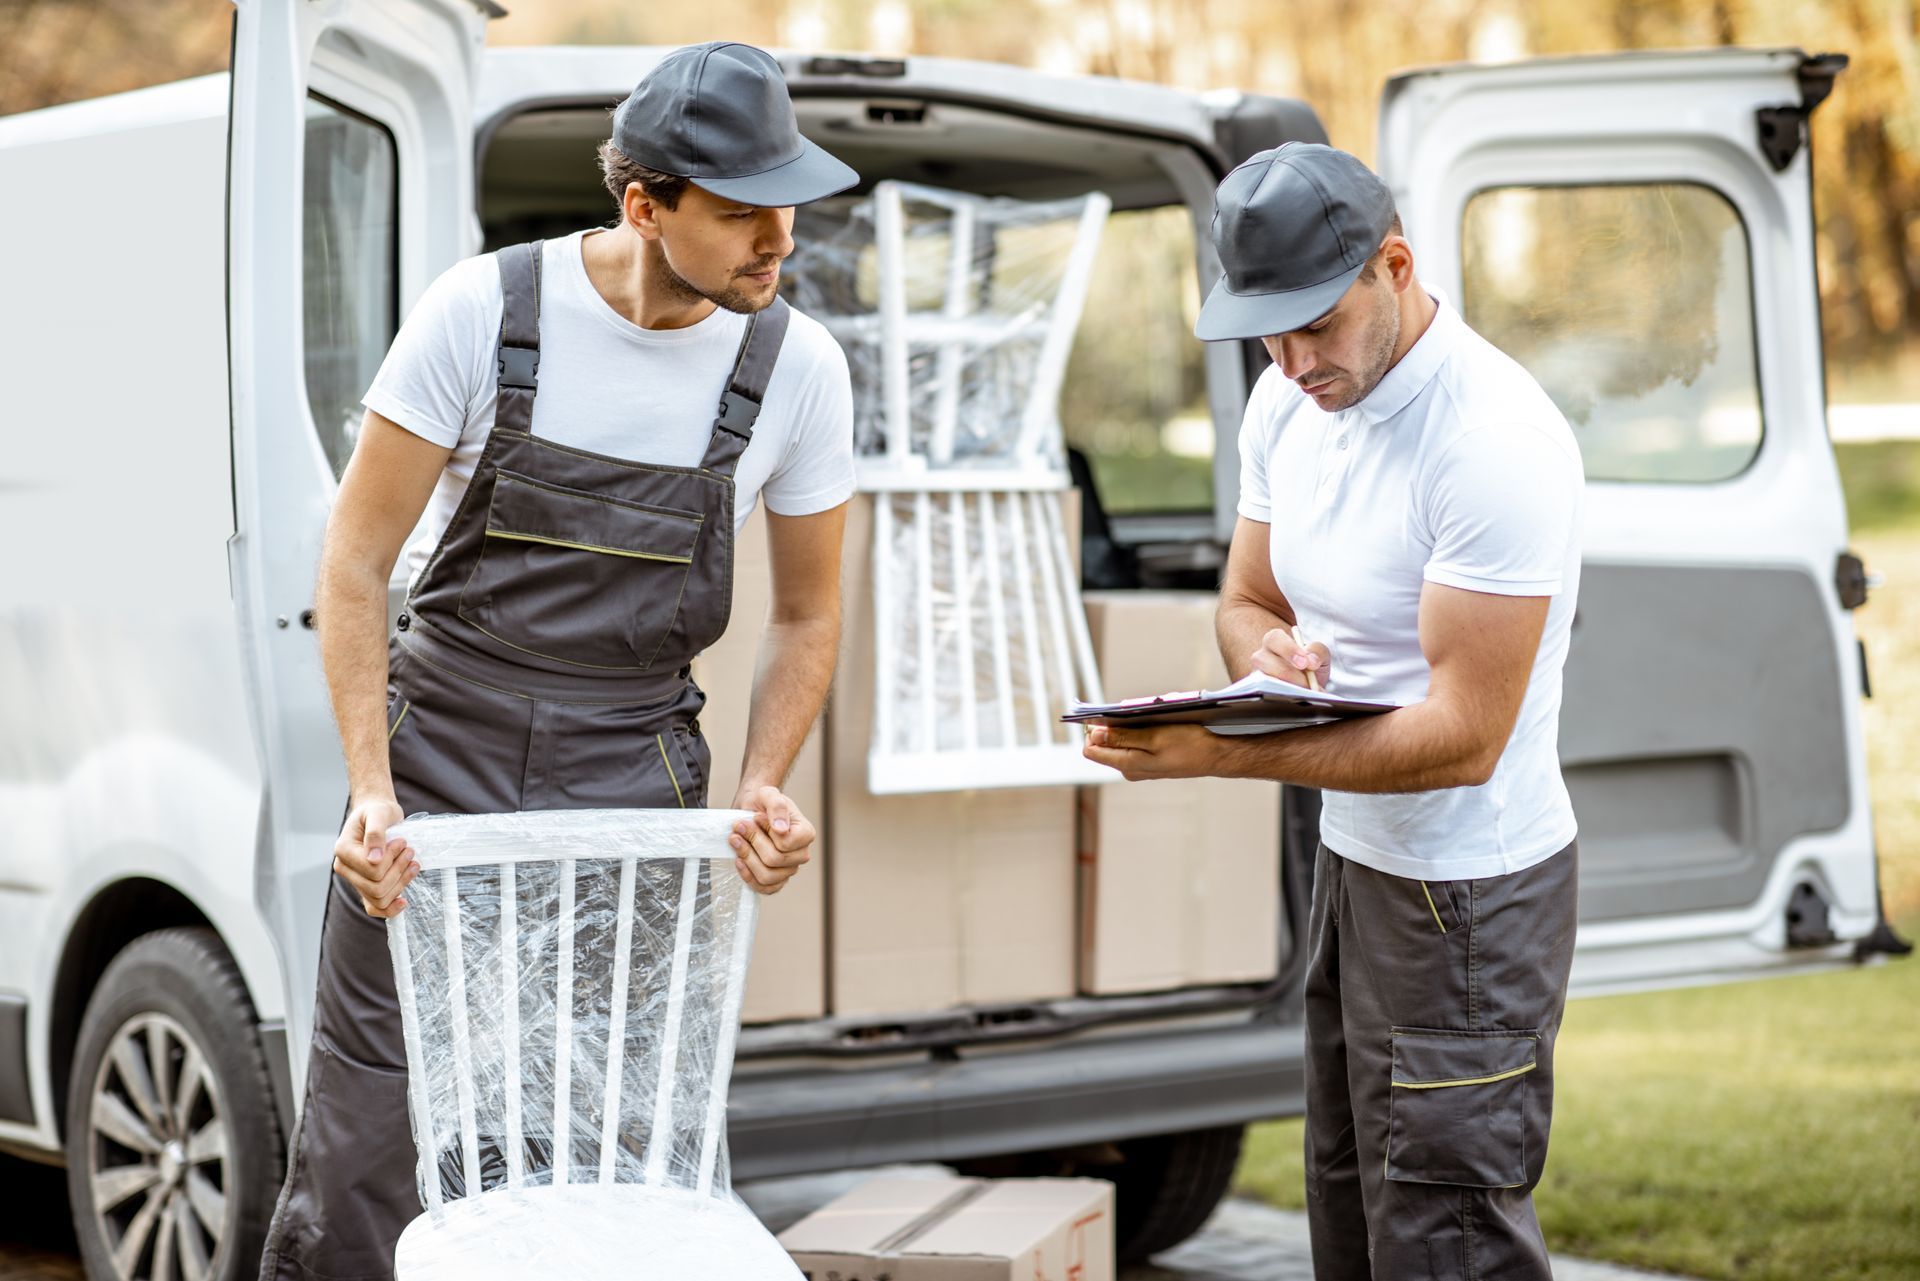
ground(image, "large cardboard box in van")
xmin=826 ymin=494 xmax=1079 ymax=1017
xmin=1077 ymin=592 xmax=1282 ymax=994
xmin=691 ymin=504 xmax=827 ymax=1024
xmin=779 ymin=1175 xmax=1115 ymax=1281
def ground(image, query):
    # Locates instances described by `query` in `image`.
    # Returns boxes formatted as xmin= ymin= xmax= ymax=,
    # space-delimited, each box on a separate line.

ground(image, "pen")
xmin=1290 ymin=623 xmax=1321 ymax=693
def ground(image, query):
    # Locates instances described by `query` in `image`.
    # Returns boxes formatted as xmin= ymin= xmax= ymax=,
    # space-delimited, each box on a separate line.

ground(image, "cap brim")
xmin=693 ymin=138 xmax=859 ymax=207
xmin=1193 ymin=260 xmax=1366 ymax=341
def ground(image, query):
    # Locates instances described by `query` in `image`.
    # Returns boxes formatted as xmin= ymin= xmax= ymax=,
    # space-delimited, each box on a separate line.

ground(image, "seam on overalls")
xmin=493 ymin=468 xmax=705 ymax=522
xmin=1467 ymin=876 xmax=1481 ymax=1029
xmin=1390 ymin=1061 xmax=1536 ymax=1090
xmin=656 ymin=734 xmax=686 ymax=808
xmin=481 ymin=529 xmax=693 ymax=563
xmin=1420 ymin=880 xmax=1448 ymax=934
xmin=386 ymin=701 xmax=411 ymax=741
xmin=519 ymin=430 xmax=735 ymax=483
xmin=640 ymin=524 xmax=702 ymax=671
xmin=396 ymin=628 xmax=683 ymax=706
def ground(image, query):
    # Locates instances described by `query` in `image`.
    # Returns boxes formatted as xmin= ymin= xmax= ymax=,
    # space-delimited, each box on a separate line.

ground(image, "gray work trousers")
xmin=1303 ymin=840 xmax=1579 ymax=1281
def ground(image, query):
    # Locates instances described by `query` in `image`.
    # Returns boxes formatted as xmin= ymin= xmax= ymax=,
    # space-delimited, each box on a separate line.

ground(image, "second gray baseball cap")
xmin=613 ymin=42 xmax=858 ymax=207
xmin=1195 ymin=143 xmax=1396 ymax=341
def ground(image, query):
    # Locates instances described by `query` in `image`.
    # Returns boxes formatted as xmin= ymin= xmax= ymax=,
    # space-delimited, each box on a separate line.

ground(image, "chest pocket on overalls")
xmin=457 ymin=470 xmax=704 ymax=671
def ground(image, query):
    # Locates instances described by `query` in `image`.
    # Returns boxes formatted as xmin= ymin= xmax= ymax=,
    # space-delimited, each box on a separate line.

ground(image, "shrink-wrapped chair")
xmin=384 ymin=808 xmax=798 ymax=1279
xmin=791 ymin=182 xmax=1115 ymax=794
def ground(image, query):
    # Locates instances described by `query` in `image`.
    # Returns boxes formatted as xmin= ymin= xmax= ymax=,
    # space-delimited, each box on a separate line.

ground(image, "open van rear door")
xmin=1379 ymin=49 xmax=1885 ymax=992
xmin=228 ymin=0 xmax=485 ymax=1084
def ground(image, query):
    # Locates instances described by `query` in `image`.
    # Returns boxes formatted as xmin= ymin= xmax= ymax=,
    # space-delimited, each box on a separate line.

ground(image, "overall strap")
xmin=493 ymin=240 xmax=545 ymax=435
xmin=700 ymin=295 xmax=792 ymax=475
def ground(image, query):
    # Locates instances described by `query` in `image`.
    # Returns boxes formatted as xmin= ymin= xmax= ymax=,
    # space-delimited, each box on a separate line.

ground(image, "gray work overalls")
xmin=260 ymin=241 xmax=790 ymax=1281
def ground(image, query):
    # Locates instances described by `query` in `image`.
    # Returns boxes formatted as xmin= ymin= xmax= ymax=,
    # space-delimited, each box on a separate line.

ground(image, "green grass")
xmin=1835 ymin=441 xmax=1920 ymax=534
xmin=1233 ymin=441 xmax=1920 ymax=1277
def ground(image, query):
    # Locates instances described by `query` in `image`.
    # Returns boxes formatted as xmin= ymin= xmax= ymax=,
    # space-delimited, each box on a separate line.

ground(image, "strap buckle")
xmin=714 ymin=390 xmax=761 ymax=439
xmin=497 ymin=344 xmax=540 ymax=390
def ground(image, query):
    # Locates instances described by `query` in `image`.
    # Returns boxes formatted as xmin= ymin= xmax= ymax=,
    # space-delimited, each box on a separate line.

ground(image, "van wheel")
xmin=65 ymin=928 xmax=284 ymax=1281
xmin=1107 ymin=1124 xmax=1245 ymax=1263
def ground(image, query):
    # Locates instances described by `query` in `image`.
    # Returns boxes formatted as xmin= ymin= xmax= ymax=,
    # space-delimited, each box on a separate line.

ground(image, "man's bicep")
xmin=1418 ymin=582 xmax=1549 ymax=745
xmin=328 ymin=410 xmax=453 ymax=576
xmin=765 ymin=503 xmax=848 ymax=625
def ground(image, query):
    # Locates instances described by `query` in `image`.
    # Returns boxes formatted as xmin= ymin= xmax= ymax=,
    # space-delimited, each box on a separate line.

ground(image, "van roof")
xmin=479 ymin=46 xmax=1241 ymax=166
xmin=0 ymin=73 xmax=226 ymax=151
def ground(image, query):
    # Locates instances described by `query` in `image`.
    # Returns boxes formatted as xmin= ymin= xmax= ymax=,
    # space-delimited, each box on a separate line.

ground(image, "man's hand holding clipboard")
xmin=1072 ymin=625 xmax=1399 ymax=780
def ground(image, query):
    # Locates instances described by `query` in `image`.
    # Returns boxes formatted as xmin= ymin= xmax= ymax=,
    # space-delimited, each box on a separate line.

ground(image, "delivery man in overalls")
xmin=260 ymin=43 xmax=859 ymax=1280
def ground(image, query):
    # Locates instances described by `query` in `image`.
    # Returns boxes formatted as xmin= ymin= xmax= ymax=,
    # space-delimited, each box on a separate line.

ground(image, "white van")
xmin=0 ymin=1 xmax=1903 ymax=1276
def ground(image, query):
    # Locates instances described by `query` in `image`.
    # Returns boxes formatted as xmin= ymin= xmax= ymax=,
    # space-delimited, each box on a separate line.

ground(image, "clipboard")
xmin=1063 ymin=671 xmax=1400 ymax=734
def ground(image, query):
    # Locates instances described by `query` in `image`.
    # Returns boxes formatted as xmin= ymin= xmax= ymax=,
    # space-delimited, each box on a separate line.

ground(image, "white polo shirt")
xmin=1237 ymin=287 xmax=1584 ymax=881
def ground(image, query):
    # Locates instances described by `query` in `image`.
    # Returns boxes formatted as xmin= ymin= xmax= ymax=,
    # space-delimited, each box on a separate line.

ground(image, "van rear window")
xmin=302 ymin=94 xmax=397 ymax=479
xmin=1461 ymin=183 xmax=1764 ymax=484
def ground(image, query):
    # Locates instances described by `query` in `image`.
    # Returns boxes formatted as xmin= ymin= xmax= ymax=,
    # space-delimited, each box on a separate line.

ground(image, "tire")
xmin=1108 ymin=1124 xmax=1246 ymax=1263
xmin=953 ymin=1123 xmax=1246 ymax=1264
xmin=64 ymin=928 xmax=285 ymax=1281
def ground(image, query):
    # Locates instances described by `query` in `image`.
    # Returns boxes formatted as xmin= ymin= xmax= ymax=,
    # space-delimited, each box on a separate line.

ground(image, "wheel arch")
xmin=49 ymin=878 xmax=222 ymax=1140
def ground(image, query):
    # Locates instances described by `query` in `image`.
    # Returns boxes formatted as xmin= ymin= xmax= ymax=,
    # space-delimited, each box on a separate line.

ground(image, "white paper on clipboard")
xmin=1063 ymin=671 xmax=1401 ymax=733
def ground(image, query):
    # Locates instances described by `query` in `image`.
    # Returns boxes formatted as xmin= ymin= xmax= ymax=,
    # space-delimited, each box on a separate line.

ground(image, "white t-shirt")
xmin=1237 ymin=287 xmax=1584 ymax=881
xmin=365 ymin=230 xmax=856 ymax=582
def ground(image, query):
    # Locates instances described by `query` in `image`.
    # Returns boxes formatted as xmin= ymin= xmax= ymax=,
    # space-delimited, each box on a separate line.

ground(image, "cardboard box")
xmin=1077 ymin=592 xmax=1282 ymax=995
xmin=826 ymin=494 xmax=1079 ymax=1017
xmin=690 ymin=503 xmax=827 ymax=1024
xmin=780 ymin=1176 xmax=1114 ymax=1281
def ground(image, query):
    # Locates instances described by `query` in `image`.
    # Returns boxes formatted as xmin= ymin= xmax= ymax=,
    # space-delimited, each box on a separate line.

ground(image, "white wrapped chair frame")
xmin=384 ymin=809 xmax=799 ymax=1280
xmin=814 ymin=181 xmax=1118 ymax=794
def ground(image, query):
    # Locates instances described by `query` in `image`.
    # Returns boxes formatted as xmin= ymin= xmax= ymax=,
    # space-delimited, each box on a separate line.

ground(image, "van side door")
xmin=1379 ymin=49 xmax=1881 ymax=992
xmin=228 ymin=0 xmax=484 ymax=1086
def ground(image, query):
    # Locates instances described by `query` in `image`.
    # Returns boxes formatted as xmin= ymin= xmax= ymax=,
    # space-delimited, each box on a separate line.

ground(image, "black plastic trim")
xmin=258 ymin=1021 xmax=294 ymax=1143
xmin=0 ymin=994 xmax=31 ymax=1126
xmin=728 ymin=1017 xmax=1304 ymax=1180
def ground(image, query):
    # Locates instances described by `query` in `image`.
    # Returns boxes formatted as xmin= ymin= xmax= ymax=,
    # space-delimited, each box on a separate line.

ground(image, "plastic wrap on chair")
xmin=874 ymin=487 xmax=1100 ymax=761
xmin=789 ymin=182 xmax=1110 ymax=473
xmin=385 ymin=809 xmax=761 ymax=1220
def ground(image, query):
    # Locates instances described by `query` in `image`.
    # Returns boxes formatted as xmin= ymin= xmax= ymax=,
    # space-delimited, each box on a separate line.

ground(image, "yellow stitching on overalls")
xmin=493 ymin=470 xmax=705 ymax=523
xmin=386 ymin=701 xmax=412 ymax=741
xmin=656 ymin=734 xmax=686 ymax=808
xmin=481 ymin=529 xmax=694 ymax=563
xmin=1391 ymin=1061 xmax=1537 ymax=1089
xmin=1420 ymin=881 xmax=1449 ymax=934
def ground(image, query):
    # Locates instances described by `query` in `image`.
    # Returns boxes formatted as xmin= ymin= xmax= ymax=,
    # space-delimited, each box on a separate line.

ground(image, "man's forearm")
xmin=315 ymin=558 xmax=398 ymax=805
xmin=1214 ymin=697 xmax=1497 ymax=793
xmin=1217 ymin=591 xmax=1293 ymax=681
xmin=736 ymin=614 xmax=839 ymax=794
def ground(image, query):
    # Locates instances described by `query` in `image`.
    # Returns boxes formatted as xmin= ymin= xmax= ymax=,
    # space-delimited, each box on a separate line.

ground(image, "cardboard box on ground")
xmin=1078 ymin=592 xmax=1282 ymax=994
xmin=690 ymin=503 xmax=827 ymax=1024
xmin=780 ymin=1175 xmax=1115 ymax=1281
xmin=825 ymin=494 xmax=1083 ymax=1017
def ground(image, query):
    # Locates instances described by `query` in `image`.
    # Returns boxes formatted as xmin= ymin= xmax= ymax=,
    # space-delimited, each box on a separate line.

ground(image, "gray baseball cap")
xmin=612 ymin=42 xmax=858 ymax=207
xmin=1194 ymin=143 xmax=1396 ymax=341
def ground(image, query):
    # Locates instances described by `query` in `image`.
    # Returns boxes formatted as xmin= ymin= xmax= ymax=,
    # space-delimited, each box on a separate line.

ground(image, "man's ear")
xmin=624 ymin=184 xmax=664 ymax=240
xmin=1381 ymin=235 xmax=1417 ymax=292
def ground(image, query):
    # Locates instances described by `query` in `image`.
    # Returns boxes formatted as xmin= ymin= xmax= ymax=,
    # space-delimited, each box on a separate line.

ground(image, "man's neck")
xmin=580 ymin=226 xmax=717 ymax=331
xmin=1386 ymin=285 xmax=1439 ymax=370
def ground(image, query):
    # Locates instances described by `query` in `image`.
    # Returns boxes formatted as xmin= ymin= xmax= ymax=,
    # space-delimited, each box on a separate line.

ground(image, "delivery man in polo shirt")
xmin=1085 ymin=143 xmax=1585 ymax=1281
xmin=260 ymin=43 xmax=859 ymax=1280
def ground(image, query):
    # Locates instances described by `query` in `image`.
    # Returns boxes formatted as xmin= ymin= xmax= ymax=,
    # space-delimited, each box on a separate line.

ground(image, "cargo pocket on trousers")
xmin=1386 ymin=1028 xmax=1537 ymax=1187
xmin=457 ymin=469 xmax=703 ymax=670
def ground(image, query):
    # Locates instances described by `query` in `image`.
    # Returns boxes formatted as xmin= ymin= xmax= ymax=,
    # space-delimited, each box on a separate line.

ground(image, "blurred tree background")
xmin=2 ymin=0 xmax=1914 ymax=395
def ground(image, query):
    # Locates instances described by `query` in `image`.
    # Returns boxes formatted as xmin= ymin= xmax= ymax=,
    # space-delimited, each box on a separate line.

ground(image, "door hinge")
xmin=1755 ymin=51 xmax=1849 ymax=173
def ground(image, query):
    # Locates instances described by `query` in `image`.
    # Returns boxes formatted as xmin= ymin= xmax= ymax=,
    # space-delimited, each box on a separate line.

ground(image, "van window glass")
xmin=303 ymin=94 xmax=397 ymax=478
xmin=1461 ymin=183 xmax=1763 ymax=483
xmin=1059 ymin=205 xmax=1212 ymax=512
